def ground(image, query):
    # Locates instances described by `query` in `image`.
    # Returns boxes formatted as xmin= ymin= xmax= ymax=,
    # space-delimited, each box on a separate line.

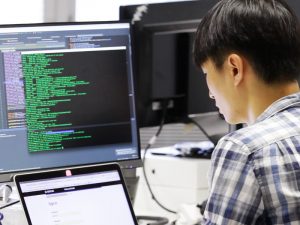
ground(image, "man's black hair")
xmin=193 ymin=0 xmax=300 ymax=84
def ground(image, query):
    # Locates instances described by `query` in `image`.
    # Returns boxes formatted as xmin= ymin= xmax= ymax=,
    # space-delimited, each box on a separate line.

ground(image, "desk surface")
xmin=0 ymin=116 xmax=223 ymax=225
xmin=139 ymin=113 xmax=229 ymax=149
xmin=0 ymin=201 xmax=27 ymax=225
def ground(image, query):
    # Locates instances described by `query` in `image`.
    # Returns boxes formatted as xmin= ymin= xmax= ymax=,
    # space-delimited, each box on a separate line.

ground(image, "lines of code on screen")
xmin=22 ymin=49 xmax=132 ymax=153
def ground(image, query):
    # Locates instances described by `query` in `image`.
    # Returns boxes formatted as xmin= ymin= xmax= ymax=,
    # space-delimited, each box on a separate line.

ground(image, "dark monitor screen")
xmin=0 ymin=22 xmax=140 ymax=181
xmin=120 ymin=0 xmax=219 ymax=128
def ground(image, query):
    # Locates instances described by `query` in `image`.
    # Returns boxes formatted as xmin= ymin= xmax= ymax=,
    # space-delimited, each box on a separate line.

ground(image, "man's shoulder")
xmin=219 ymin=110 xmax=300 ymax=154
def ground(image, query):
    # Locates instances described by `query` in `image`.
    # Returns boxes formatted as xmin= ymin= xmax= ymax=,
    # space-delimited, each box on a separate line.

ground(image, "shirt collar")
xmin=255 ymin=92 xmax=300 ymax=123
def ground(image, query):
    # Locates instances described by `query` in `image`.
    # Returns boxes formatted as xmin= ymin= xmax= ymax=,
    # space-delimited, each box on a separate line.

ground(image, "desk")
xmin=0 ymin=154 xmax=210 ymax=225
xmin=139 ymin=113 xmax=229 ymax=149
xmin=1 ymin=119 xmax=223 ymax=224
xmin=134 ymin=149 xmax=211 ymax=223
xmin=135 ymin=119 xmax=226 ymax=223
xmin=0 ymin=191 xmax=27 ymax=225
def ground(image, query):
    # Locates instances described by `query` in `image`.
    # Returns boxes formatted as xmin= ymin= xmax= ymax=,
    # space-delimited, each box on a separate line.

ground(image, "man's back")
xmin=205 ymin=93 xmax=300 ymax=224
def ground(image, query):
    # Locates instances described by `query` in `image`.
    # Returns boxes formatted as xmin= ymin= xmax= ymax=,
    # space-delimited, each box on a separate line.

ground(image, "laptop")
xmin=14 ymin=163 xmax=138 ymax=225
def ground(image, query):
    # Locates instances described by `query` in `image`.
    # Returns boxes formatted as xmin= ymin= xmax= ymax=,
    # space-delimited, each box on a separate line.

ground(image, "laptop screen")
xmin=15 ymin=165 xmax=138 ymax=225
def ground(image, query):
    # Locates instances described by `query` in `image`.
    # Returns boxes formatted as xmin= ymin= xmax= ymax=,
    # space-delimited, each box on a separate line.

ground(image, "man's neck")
xmin=247 ymin=81 xmax=300 ymax=124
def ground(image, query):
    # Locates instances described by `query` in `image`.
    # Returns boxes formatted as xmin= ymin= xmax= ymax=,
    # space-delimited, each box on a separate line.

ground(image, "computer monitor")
xmin=119 ymin=0 xmax=220 ymax=128
xmin=0 ymin=21 xmax=141 ymax=182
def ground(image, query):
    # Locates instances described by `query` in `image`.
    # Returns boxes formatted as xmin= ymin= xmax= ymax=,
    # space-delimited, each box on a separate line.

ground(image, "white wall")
xmin=0 ymin=0 xmax=190 ymax=24
xmin=0 ymin=0 xmax=43 ymax=24
xmin=75 ymin=0 xmax=190 ymax=21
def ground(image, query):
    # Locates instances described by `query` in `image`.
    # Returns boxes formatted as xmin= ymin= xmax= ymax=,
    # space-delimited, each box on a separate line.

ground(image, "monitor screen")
xmin=0 ymin=22 xmax=140 ymax=181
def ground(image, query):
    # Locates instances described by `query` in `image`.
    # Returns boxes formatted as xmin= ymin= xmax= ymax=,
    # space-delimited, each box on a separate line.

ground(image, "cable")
xmin=188 ymin=117 xmax=215 ymax=144
xmin=0 ymin=200 xmax=20 ymax=210
xmin=142 ymin=99 xmax=176 ymax=214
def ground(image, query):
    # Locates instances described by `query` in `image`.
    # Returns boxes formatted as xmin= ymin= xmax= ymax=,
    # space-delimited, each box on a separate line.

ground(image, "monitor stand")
xmin=122 ymin=168 xmax=140 ymax=205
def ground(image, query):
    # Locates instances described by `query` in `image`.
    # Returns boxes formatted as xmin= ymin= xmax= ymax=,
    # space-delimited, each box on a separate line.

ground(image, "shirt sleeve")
xmin=203 ymin=138 xmax=264 ymax=225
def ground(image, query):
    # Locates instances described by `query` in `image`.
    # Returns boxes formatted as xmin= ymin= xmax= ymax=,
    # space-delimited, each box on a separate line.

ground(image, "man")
xmin=193 ymin=0 xmax=300 ymax=224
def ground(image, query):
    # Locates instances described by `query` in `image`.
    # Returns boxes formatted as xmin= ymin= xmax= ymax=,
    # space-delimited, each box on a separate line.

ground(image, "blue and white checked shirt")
xmin=203 ymin=92 xmax=300 ymax=225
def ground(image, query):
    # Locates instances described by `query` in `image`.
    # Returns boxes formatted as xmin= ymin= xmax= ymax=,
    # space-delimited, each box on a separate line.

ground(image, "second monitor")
xmin=120 ymin=0 xmax=220 ymax=128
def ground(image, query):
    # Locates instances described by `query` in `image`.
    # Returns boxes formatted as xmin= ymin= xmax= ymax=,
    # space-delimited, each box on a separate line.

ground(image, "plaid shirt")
xmin=203 ymin=92 xmax=300 ymax=225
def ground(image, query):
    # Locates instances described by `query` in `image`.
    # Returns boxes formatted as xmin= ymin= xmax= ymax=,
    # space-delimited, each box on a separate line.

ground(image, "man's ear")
xmin=226 ymin=53 xmax=244 ymax=86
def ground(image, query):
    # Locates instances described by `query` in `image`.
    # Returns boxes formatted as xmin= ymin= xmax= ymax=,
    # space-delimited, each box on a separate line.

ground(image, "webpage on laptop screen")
xmin=19 ymin=171 xmax=136 ymax=225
